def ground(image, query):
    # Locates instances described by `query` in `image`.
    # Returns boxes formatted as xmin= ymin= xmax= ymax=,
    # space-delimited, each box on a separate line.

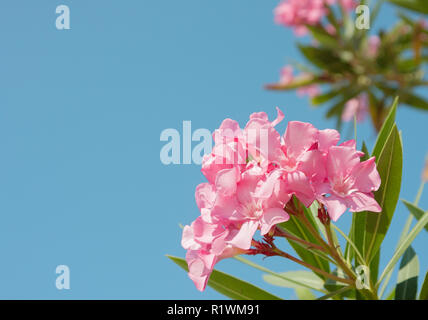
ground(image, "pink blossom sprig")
xmin=182 ymin=108 xmax=381 ymax=291
xmin=274 ymin=0 xmax=356 ymax=36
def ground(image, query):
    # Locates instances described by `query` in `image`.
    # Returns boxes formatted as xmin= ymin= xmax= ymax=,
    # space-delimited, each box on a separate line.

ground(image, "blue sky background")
xmin=0 ymin=1 xmax=426 ymax=299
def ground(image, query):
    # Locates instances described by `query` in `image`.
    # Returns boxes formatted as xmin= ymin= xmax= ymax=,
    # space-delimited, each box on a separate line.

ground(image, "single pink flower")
xmin=342 ymin=94 xmax=369 ymax=122
xmin=266 ymin=122 xmax=340 ymax=207
xmin=316 ymin=146 xmax=381 ymax=221
xmin=182 ymin=216 xmax=247 ymax=291
xmin=211 ymin=164 xmax=291 ymax=250
xmin=367 ymin=35 xmax=380 ymax=57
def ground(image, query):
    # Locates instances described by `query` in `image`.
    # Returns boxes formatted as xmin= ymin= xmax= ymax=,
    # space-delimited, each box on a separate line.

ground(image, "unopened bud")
xmin=422 ymin=156 xmax=428 ymax=183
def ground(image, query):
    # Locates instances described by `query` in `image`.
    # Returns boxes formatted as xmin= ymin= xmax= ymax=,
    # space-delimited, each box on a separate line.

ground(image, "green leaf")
xmin=262 ymin=270 xmax=325 ymax=291
xmin=395 ymin=246 xmax=419 ymax=300
xmin=386 ymin=289 xmax=395 ymax=300
xmin=317 ymin=286 xmax=353 ymax=300
xmin=400 ymin=92 xmax=428 ymax=111
xmin=387 ymin=0 xmax=428 ymax=14
xmin=419 ymin=271 xmax=428 ymax=300
xmin=311 ymin=88 xmax=343 ymax=106
xmin=348 ymin=142 xmax=370 ymax=263
xmin=306 ymin=25 xmax=337 ymax=47
xmin=298 ymin=45 xmax=351 ymax=72
xmin=167 ymin=255 xmax=282 ymax=300
xmin=235 ymin=256 xmax=327 ymax=293
xmin=370 ymin=249 xmax=381 ymax=286
xmin=323 ymin=269 xmax=354 ymax=299
xmin=397 ymin=58 xmax=421 ymax=73
xmin=365 ymin=125 xmax=403 ymax=262
xmin=402 ymin=200 xmax=428 ymax=232
xmin=371 ymin=97 xmax=398 ymax=159
xmin=295 ymin=288 xmax=316 ymax=300
xmin=377 ymin=210 xmax=428 ymax=286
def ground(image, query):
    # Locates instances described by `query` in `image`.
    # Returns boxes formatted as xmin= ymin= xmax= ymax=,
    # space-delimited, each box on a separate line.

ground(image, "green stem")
xmin=274 ymin=227 xmax=327 ymax=252
xmin=414 ymin=181 xmax=425 ymax=207
xmin=325 ymin=222 xmax=357 ymax=280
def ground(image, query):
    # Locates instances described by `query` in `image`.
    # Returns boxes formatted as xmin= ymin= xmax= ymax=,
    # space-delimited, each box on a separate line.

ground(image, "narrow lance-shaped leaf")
xmin=323 ymin=268 xmax=355 ymax=299
xmin=265 ymin=77 xmax=319 ymax=91
xmin=306 ymin=25 xmax=337 ymax=47
xmin=262 ymin=270 xmax=325 ymax=292
xmin=402 ymin=200 xmax=428 ymax=232
xmin=419 ymin=271 xmax=428 ymax=300
xmin=377 ymin=210 xmax=428 ymax=286
xmin=370 ymin=250 xmax=381 ymax=286
xmin=399 ymin=92 xmax=428 ymax=111
xmin=298 ymin=44 xmax=351 ymax=72
xmin=365 ymin=125 xmax=403 ymax=262
xmin=311 ymin=87 xmax=343 ymax=106
xmin=167 ymin=255 xmax=282 ymax=300
xmin=387 ymin=0 xmax=428 ymax=15
xmin=372 ymin=96 xmax=398 ymax=158
xmin=236 ymin=256 xmax=327 ymax=293
xmin=295 ymin=288 xmax=317 ymax=300
xmin=395 ymin=246 xmax=419 ymax=300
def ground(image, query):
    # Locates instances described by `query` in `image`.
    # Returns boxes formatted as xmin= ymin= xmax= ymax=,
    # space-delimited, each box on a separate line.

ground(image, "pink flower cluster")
xmin=274 ymin=0 xmax=357 ymax=36
xmin=182 ymin=109 xmax=381 ymax=291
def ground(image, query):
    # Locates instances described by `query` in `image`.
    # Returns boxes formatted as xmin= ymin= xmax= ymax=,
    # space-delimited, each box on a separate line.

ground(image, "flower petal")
xmin=260 ymin=207 xmax=290 ymax=235
xmin=346 ymin=191 xmax=382 ymax=213
xmin=228 ymin=220 xmax=259 ymax=250
xmin=320 ymin=195 xmax=348 ymax=221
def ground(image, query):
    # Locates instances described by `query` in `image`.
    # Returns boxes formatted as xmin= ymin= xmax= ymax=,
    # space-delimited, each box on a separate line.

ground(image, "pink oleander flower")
xmin=297 ymin=84 xmax=321 ymax=98
xmin=367 ymin=35 xmax=381 ymax=57
xmin=274 ymin=0 xmax=355 ymax=36
xmin=182 ymin=217 xmax=246 ymax=291
xmin=182 ymin=108 xmax=382 ymax=291
xmin=315 ymin=146 xmax=381 ymax=221
xmin=342 ymin=94 xmax=369 ymax=122
xmin=325 ymin=23 xmax=336 ymax=35
xmin=274 ymin=0 xmax=328 ymax=36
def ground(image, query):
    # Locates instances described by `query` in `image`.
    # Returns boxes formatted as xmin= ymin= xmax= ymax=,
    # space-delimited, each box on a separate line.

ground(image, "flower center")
xmin=331 ymin=177 xmax=353 ymax=197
